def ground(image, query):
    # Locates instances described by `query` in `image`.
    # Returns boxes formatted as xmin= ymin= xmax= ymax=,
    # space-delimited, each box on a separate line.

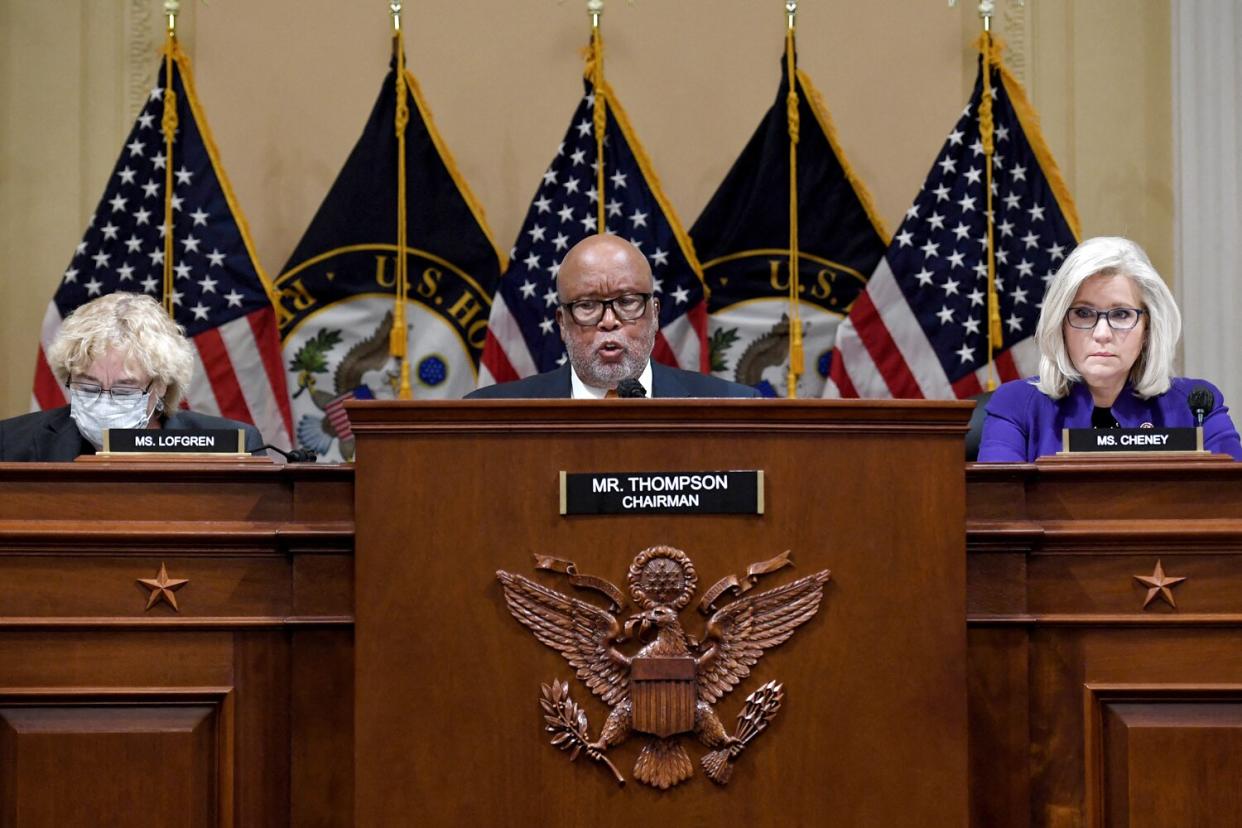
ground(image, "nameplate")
xmin=1061 ymin=427 xmax=1203 ymax=454
xmin=102 ymin=428 xmax=247 ymax=455
xmin=559 ymin=470 xmax=763 ymax=516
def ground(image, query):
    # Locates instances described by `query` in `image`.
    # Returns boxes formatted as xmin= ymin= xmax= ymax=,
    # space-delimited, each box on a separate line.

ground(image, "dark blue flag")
xmin=277 ymin=50 xmax=504 ymax=460
xmin=692 ymin=48 xmax=889 ymax=397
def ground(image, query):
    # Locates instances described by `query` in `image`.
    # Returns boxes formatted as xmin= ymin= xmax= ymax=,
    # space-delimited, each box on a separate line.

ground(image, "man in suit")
xmin=467 ymin=235 xmax=759 ymax=399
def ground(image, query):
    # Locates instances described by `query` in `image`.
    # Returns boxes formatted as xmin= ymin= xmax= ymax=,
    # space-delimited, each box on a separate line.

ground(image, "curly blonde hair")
xmin=46 ymin=292 xmax=195 ymax=411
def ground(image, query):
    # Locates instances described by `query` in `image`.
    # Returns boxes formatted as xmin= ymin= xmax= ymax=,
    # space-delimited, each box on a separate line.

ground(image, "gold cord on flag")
xmin=160 ymin=8 xmax=179 ymax=319
xmin=590 ymin=7 xmax=607 ymax=234
xmin=784 ymin=5 xmax=803 ymax=399
xmin=978 ymin=25 xmax=1001 ymax=392
xmin=391 ymin=4 xmax=412 ymax=399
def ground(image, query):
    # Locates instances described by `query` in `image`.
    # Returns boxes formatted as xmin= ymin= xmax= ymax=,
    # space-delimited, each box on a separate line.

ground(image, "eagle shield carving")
xmin=497 ymin=545 xmax=831 ymax=789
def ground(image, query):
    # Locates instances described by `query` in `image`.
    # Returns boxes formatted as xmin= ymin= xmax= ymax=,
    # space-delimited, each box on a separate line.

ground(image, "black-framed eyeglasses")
xmin=67 ymin=379 xmax=153 ymax=403
xmin=560 ymin=293 xmax=653 ymax=326
xmin=1065 ymin=306 xmax=1145 ymax=331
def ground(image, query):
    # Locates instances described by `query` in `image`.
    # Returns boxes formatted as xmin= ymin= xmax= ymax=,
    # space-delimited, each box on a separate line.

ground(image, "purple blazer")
xmin=978 ymin=376 xmax=1242 ymax=462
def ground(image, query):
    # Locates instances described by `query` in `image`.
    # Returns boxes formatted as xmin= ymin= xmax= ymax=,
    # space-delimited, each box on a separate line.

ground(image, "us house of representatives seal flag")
xmin=277 ymin=44 xmax=504 ymax=461
xmin=691 ymin=34 xmax=888 ymax=398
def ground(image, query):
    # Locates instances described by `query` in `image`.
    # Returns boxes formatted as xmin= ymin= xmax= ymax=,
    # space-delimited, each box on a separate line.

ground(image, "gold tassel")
xmin=591 ymin=26 xmax=607 ymax=234
xmin=391 ymin=30 xmax=412 ymax=399
xmin=784 ymin=26 xmax=803 ymax=399
xmin=161 ymin=35 xmax=179 ymax=319
xmin=979 ymin=31 xmax=1000 ymax=392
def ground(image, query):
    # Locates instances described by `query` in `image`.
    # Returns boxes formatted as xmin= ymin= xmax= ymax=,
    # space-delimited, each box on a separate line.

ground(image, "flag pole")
xmin=588 ymin=0 xmax=607 ymax=234
xmin=160 ymin=0 xmax=181 ymax=319
xmin=784 ymin=0 xmax=803 ymax=399
xmin=390 ymin=0 xmax=413 ymax=399
xmin=951 ymin=0 xmax=1009 ymax=391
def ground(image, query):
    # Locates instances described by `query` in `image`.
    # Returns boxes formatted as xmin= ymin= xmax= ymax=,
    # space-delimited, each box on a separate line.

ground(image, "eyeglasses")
xmin=67 ymin=380 xmax=153 ymax=403
xmin=560 ymin=293 xmax=653 ymax=326
xmin=1065 ymin=306 xmax=1145 ymax=331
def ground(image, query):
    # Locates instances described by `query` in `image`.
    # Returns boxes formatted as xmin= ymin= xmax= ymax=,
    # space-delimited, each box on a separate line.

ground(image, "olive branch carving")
xmin=540 ymin=679 xmax=625 ymax=786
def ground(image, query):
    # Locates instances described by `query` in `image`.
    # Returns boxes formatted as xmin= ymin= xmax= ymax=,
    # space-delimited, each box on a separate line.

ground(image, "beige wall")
xmin=0 ymin=0 xmax=1172 ymax=418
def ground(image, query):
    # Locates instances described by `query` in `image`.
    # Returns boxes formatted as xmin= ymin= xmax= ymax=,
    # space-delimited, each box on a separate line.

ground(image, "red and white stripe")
xmin=183 ymin=309 xmax=292 ymax=449
xmin=825 ymin=257 xmax=1034 ymax=400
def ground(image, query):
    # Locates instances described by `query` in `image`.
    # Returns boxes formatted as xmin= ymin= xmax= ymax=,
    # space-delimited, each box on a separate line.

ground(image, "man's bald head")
xmin=556 ymin=234 xmax=653 ymax=300
xmin=554 ymin=234 xmax=660 ymax=389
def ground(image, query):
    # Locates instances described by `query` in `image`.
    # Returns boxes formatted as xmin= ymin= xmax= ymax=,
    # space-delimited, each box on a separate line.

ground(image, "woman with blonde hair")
xmin=0 ymin=292 xmax=263 ymax=460
xmin=978 ymin=236 xmax=1242 ymax=461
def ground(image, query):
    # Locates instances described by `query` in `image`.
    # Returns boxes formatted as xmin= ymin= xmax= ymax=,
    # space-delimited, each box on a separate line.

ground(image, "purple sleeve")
xmin=977 ymin=383 xmax=1033 ymax=462
xmin=1201 ymin=384 xmax=1242 ymax=461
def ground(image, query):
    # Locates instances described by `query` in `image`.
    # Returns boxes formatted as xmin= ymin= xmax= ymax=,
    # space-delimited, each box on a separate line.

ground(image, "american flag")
xmin=32 ymin=43 xmax=292 ymax=448
xmin=826 ymin=52 xmax=1080 ymax=399
xmin=478 ymin=75 xmax=709 ymax=387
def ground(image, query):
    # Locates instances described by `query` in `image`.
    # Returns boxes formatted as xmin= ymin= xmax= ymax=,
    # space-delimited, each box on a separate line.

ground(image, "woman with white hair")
xmin=978 ymin=236 xmax=1242 ymax=461
xmin=0 ymin=292 xmax=263 ymax=461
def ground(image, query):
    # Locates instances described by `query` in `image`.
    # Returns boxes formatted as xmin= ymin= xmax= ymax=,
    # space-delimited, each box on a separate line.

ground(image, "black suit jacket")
xmin=0 ymin=406 xmax=265 ymax=462
xmin=464 ymin=363 xmax=762 ymax=400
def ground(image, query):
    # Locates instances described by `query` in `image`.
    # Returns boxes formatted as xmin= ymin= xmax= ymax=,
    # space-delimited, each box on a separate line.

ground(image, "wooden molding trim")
xmin=1083 ymin=683 xmax=1242 ymax=827
xmin=969 ymin=613 xmax=1242 ymax=627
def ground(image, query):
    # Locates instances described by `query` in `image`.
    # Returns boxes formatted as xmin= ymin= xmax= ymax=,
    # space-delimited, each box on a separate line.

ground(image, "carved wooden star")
xmin=138 ymin=562 xmax=189 ymax=611
xmin=1133 ymin=559 xmax=1186 ymax=609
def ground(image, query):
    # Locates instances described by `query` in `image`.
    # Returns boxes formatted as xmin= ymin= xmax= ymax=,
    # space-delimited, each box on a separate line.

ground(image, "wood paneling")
xmin=352 ymin=399 xmax=972 ymax=827
xmin=0 ymin=689 xmax=231 ymax=828
xmin=1100 ymin=698 xmax=1242 ymax=827
xmin=968 ymin=459 xmax=1242 ymax=827
xmin=0 ymin=462 xmax=355 ymax=826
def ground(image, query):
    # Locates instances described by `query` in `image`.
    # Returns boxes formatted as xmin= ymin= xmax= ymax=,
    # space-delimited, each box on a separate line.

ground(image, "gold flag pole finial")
xmin=588 ymin=0 xmax=607 ymax=234
xmin=159 ymin=0 xmax=181 ymax=318
xmin=390 ymin=0 xmax=412 ymax=399
xmin=783 ymin=0 xmax=803 ymax=398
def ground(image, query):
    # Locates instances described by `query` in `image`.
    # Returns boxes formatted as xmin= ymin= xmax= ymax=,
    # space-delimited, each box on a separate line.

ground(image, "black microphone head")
xmin=1188 ymin=386 xmax=1215 ymax=426
xmin=617 ymin=378 xmax=647 ymax=398
xmin=1188 ymin=386 xmax=1215 ymax=414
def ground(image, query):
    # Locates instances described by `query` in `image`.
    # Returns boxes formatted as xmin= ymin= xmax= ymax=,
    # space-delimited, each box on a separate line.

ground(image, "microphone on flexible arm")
xmin=617 ymin=378 xmax=647 ymax=398
xmin=1187 ymin=386 xmax=1215 ymax=428
xmin=259 ymin=444 xmax=319 ymax=463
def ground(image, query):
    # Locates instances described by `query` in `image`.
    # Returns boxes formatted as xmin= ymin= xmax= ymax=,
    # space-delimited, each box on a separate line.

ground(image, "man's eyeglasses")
xmin=1065 ymin=306 xmax=1145 ymax=331
xmin=67 ymin=380 xmax=153 ymax=403
xmin=561 ymin=293 xmax=652 ymax=326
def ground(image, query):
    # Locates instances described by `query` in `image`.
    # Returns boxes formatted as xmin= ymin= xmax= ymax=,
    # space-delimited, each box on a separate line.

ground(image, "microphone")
xmin=1187 ymin=386 xmax=1215 ymax=427
xmin=259 ymin=444 xmax=319 ymax=463
xmin=617 ymin=378 xmax=647 ymax=398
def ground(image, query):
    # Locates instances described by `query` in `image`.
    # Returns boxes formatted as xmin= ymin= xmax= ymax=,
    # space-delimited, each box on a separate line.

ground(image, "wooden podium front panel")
xmin=0 ymin=463 xmax=355 ymax=827
xmin=967 ymin=460 xmax=1242 ymax=827
xmin=352 ymin=400 xmax=972 ymax=827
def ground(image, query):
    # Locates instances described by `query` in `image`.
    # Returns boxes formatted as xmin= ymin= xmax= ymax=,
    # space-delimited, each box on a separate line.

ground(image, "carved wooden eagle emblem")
xmin=497 ymin=545 xmax=831 ymax=789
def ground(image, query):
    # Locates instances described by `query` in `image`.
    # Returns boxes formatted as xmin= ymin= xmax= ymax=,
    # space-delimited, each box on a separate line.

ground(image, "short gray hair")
xmin=1035 ymin=236 xmax=1180 ymax=400
xmin=46 ymin=292 xmax=195 ymax=411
